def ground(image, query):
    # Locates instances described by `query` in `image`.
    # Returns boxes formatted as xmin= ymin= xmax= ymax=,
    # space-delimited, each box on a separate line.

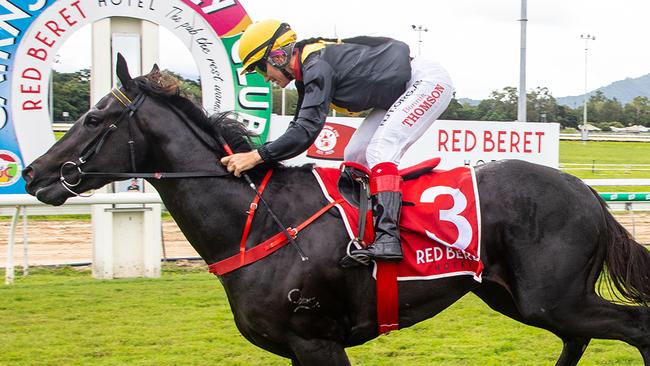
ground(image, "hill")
xmin=556 ymin=73 xmax=650 ymax=107
xmin=457 ymin=97 xmax=481 ymax=106
xmin=455 ymin=74 xmax=650 ymax=108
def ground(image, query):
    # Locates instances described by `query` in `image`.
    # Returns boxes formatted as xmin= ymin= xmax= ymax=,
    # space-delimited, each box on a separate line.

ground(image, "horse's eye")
xmin=84 ymin=114 xmax=101 ymax=127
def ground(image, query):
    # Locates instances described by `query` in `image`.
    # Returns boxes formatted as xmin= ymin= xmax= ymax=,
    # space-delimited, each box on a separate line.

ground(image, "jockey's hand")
xmin=220 ymin=150 xmax=263 ymax=177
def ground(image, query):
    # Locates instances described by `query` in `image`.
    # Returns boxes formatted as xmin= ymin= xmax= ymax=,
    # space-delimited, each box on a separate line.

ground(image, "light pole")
xmin=411 ymin=25 xmax=428 ymax=56
xmin=517 ymin=0 xmax=527 ymax=122
xmin=49 ymin=54 xmax=60 ymax=123
xmin=580 ymin=34 xmax=595 ymax=141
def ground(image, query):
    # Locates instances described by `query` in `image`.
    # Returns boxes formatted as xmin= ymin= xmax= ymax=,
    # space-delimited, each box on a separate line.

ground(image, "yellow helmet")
xmin=238 ymin=19 xmax=297 ymax=75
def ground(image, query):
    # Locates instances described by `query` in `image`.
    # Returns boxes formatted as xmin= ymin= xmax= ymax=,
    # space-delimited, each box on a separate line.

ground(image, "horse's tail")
xmin=592 ymin=187 xmax=650 ymax=305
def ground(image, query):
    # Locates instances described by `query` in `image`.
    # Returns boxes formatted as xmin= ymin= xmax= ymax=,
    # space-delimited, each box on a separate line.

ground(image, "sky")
xmin=55 ymin=0 xmax=650 ymax=100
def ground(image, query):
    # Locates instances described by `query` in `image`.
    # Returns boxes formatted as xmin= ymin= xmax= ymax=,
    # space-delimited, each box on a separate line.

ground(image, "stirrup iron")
xmin=340 ymin=239 xmax=371 ymax=268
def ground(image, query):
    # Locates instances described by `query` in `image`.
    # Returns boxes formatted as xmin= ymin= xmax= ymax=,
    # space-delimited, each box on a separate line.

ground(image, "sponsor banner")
xmin=269 ymin=116 xmax=560 ymax=169
xmin=306 ymin=122 xmax=356 ymax=160
xmin=408 ymin=120 xmax=560 ymax=169
xmin=0 ymin=0 xmax=269 ymax=194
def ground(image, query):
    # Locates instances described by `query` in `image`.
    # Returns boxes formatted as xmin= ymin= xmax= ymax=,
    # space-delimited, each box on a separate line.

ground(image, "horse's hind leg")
xmin=474 ymin=282 xmax=591 ymax=366
xmin=524 ymin=295 xmax=650 ymax=365
xmin=288 ymin=337 xmax=351 ymax=366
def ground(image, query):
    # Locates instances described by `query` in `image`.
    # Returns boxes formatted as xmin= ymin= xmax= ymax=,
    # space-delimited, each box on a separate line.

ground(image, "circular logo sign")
xmin=0 ymin=150 xmax=22 ymax=187
xmin=314 ymin=126 xmax=339 ymax=154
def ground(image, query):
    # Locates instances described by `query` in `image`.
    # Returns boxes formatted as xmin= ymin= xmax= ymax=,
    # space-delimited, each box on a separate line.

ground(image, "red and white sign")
xmin=306 ymin=122 xmax=356 ymax=160
xmin=414 ymin=120 xmax=559 ymax=169
xmin=269 ymin=116 xmax=559 ymax=170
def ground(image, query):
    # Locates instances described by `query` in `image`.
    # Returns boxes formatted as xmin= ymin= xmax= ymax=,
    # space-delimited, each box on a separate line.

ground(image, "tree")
xmin=272 ymin=86 xmax=299 ymax=115
xmin=622 ymin=96 xmax=650 ymax=126
xmin=556 ymin=105 xmax=580 ymax=129
xmin=527 ymin=87 xmax=559 ymax=122
xmin=162 ymin=70 xmax=202 ymax=104
xmin=475 ymin=86 xmax=518 ymax=121
xmin=52 ymin=69 xmax=90 ymax=122
xmin=440 ymin=97 xmax=479 ymax=120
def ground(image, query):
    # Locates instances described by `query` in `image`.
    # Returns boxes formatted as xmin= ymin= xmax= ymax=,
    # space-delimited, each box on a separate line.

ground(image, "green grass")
xmin=560 ymin=141 xmax=650 ymax=192
xmin=0 ymin=266 xmax=642 ymax=365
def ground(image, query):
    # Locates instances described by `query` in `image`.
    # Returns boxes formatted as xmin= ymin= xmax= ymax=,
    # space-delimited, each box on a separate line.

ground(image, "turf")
xmin=560 ymin=141 xmax=650 ymax=192
xmin=0 ymin=266 xmax=643 ymax=365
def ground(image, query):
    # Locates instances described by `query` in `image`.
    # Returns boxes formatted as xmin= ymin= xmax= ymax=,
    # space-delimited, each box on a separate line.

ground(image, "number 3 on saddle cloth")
xmin=313 ymin=158 xmax=484 ymax=277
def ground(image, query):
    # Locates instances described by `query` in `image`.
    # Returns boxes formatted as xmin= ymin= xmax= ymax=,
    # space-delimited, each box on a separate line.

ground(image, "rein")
xmin=59 ymin=87 xmax=230 ymax=196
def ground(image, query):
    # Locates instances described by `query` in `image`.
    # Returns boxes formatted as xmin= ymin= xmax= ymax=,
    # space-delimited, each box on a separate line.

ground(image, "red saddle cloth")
xmin=313 ymin=161 xmax=483 ymax=282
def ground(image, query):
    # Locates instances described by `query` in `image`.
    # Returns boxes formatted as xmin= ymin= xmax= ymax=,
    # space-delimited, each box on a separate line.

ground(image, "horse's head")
xmin=22 ymin=53 xmax=250 ymax=206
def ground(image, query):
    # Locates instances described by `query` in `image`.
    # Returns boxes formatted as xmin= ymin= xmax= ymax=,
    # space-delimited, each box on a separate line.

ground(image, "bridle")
xmin=59 ymin=88 xmax=145 ymax=196
xmin=59 ymin=87 xmax=229 ymax=197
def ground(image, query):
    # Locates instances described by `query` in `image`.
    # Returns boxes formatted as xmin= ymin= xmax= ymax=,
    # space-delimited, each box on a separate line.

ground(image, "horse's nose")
xmin=22 ymin=165 xmax=34 ymax=184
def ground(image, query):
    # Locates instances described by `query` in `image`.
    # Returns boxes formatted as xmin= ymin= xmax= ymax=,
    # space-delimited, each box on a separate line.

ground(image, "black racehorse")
xmin=22 ymin=55 xmax=650 ymax=365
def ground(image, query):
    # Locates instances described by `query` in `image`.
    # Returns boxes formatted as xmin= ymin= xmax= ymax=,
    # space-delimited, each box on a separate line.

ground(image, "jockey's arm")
xmin=257 ymin=60 xmax=334 ymax=162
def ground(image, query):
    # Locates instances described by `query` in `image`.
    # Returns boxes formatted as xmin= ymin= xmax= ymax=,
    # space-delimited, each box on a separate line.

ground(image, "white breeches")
xmin=344 ymin=57 xmax=454 ymax=168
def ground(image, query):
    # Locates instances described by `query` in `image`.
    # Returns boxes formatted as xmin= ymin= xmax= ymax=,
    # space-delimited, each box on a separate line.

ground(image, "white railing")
xmin=0 ymin=193 xmax=162 ymax=206
xmin=1 ymin=193 xmax=162 ymax=285
xmin=582 ymin=179 xmax=650 ymax=186
xmin=560 ymin=133 xmax=650 ymax=142
xmin=52 ymin=123 xmax=73 ymax=132
xmin=561 ymin=164 xmax=650 ymax=173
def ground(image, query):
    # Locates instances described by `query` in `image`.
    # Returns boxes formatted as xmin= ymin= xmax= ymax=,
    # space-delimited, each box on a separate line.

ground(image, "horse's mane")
xmin=132 ymin=72 xmax=293 ymax=178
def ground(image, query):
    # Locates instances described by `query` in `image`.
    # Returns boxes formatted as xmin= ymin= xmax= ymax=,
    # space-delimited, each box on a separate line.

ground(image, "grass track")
xmin=0 ymin=266 xmax=643 ymax=365
xmin=560 ymin=141 xmax=650 ymax=192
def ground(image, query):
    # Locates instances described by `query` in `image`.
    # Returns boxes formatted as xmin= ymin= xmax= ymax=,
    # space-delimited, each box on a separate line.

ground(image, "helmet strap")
xmin=279 ymin=67 xmax=294 ymax=81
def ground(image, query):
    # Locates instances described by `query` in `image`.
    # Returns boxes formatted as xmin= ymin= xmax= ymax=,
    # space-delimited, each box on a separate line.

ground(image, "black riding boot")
xmin=351 ymin=191 xmax=403 ymax=261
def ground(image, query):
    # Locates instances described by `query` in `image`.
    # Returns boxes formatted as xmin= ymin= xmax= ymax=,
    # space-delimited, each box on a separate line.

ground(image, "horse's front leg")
xmin=554 ymin=337 xmax=590 ymax=366
xmin=288 ymin=335 xmax=350 ymax=366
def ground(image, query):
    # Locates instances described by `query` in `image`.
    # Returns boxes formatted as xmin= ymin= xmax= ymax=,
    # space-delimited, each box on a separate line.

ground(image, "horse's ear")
xmin=149 ymin=63 xmax=160 ymax=75
xmin=116 ymin=53 xmax=132 ymax=86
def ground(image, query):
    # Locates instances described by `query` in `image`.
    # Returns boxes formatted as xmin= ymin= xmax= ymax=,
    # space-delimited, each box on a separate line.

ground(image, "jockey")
xmin=222 ymin=19 xmax=454 ymax=263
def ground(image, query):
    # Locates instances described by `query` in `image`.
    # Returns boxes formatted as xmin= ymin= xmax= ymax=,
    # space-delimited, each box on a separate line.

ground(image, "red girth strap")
xmin=239 ymin=169 xmax=274 ymax=265
xmin=377 ymin=262 xmax=399 ymax=334
xmin=208 ymin=196 xmax=345 ymax=276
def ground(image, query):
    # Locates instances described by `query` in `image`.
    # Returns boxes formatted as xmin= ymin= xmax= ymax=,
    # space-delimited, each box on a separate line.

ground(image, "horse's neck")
xmin=149 ymin=174 xmax=251 ymax=263
xmin=149 ymin=165 xmax=323 ymax=264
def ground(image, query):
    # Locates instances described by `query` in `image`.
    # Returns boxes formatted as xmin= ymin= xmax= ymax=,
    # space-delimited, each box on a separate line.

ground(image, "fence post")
xmin=22 ymin=206 xmax=28 ymax=276
xmin=5 ymin=206 xmax=19 ymax=285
